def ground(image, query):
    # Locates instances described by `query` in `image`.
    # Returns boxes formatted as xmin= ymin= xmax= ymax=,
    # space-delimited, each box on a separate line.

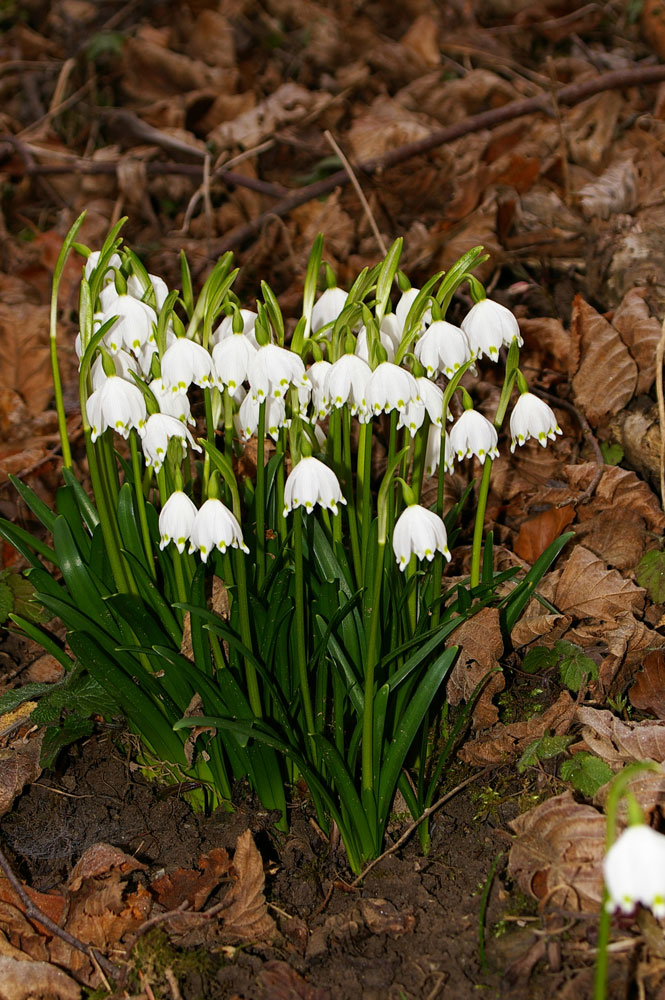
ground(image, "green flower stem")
xmin=276 ymin=431 xmax=287 ymax=544
xmin=130 ymin=432 xmax=155 ymax=579
xmin=156 ymin=468 xmax=188 ymax=609
xmin=411 ymin=419 xmax=428 ymax=503
xmin=293 ymin=509 xmax=316 ymax=753
xmin=358 ymin=422 xmax=373 ymax=565
xmin=233 ymin=547 xmax=263 ymax=719
xmin=223 ymin=390 xmax=234 ymax=462
xmin=85 ymin=435 xmax=131 ymax=593
xmin=406 ymin=556 xmax=418 ymax=633
xmin=470 ymin=457 xmax=493 ymax=588
xmin=255 ymin=402 xmax=266 ymax=588
xmin=362 ymin=539 xmax=385 ymax=803
xmin=342 ymin=408 xmax=361 ymax=585
xmin=331 ymin=409 xmax=343 ymax=548
xmin=386 ymin=411 xmax=398 ymax=546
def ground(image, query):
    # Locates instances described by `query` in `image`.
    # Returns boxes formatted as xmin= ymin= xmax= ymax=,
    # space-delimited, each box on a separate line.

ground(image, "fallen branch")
xmin=210 ymin=62 xmax=665 ymax=254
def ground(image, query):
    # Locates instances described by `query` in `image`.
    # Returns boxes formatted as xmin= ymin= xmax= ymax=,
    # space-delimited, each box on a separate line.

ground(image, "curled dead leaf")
xmin=217 ymin=830 xmax=276 ymax=943
xmin=0 ymin=733 xmax=44 ymax=819
xmin=0 ymin=955 xmax=80 ymax=1000
xmin=446 ymin=607 xmax=504 ymax=729
xmin=554 ymin=545 xmax=645 ymax=620
xmin=508 ymin=791 xmax=605 ymax=911
xmin=577 ymin=706 xmax=665 ymax=764
xmin=150 ymin=848 xmax=231 ymax=911
xmin=66 ymin=843 xmax=146 ymax=893
xmin=458 ymin=691 xmax=576 ymax=767
xmin=629 ymin=650 xmax=665 ymax=718
xmin=570 ymin=295 xmax=637 ymax=425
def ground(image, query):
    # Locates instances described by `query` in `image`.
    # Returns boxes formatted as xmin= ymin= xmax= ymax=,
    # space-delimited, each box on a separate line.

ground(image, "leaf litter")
xmin=4 ymin=0 xmax=665 ymax=995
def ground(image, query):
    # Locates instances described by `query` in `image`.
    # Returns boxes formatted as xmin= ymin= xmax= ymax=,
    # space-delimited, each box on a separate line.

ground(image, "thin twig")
xmin=0 ymin=841 xmax=122 ymax=982
xmin=324 ymin=129 xmax=388 ymax=256
xmin=207 ymin=62 xmax=665 ymax=255
xmin=349 ymin=766 xmax=495 ymax=888
xmin=656 ymin=316 xmax=665 ymax=511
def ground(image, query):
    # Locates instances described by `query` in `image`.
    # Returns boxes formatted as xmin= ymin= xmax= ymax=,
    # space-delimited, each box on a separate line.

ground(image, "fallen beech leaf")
xmin=0 ymin=955 xmax=80 ymax=1000
xmin=577 ymin=157 xmax=638 ymax=221
xmin=573 ymin=506 xmax=645 ymax=572
xmin=570 ymin=295 xmax=637 ymax=425
xmin=358 ymin=898 xmax=415 ymax=937
xmin=0 ymin=302 xmax=53 ymax=415
xmin=511 ymin=613 xmax=570 ymax=649
xmin=577 ymin=706 xmax=665 ymax=764
xmin=612 ymin=286 xmax=662 ymax=394
xmin=218 ymin=830 xmax=276 ymax=943
xmin=594 ymin=765 xmax=665 ymax=821
xmin=508 ymin=791 xmax=605 ymax=911
xmin=567 ymin=464 xmax=665 ymax=532
xmin=446 ymin=607 xmax=504 ymax=728
xmin=66 ymin=843 xmax=146 ymax=892
xmin=458 ymin=691 xmax=576 ymax=767
xmin=0 ymin=733 xmax=44 ymax=819
xmin=513 ymin=506 xmax=575 ymax=564
xmin=258 ymin=959 xmax=331 ymax=1000
xmin=629 ymin=650 xmax=665 ymax=717
xmin=150 ymin=848 xmax=231 ymax=911
xmin=554 ymin=545 xmax=645 ymax=620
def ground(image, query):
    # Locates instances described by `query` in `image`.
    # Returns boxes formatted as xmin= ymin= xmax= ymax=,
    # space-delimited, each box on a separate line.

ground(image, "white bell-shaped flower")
xmin=395 ymin=287 xmax=431 ymax=336
xmin=604 ymin=825 xmax=665 ymax=918
xmin=424 ymin=425 xmax=455 ymax=477
xmin=283 ymin=457 xmax=347 ymax=517
xmin=212 ymin=334 xmax=257 ymax=392
xmin=396 ymin=378 xmax=444 ymax=438
xmin=85 ymin=250 xmax=122 ymax=285
xmin=326 ymin=355 xmax=372 ymax=420
xmin=189 ymin=498 xmax=249 ymax=562
xmin=248 ymin=344 xmax=308 ymax=401
xmin=158 ymin=490 xmax=198 ymax=554
xmin=127 ymin=272 xmax=169 ymax=310
xmin=86 ymin=374 xmax=147 ymax=441
xmin=510 ymin=392 xmax=562 ymax=452
xmin=237 ymin=392 xmax=288 ymax=442
xmin=461 ymin=299 xmax=522 ymax=362
xmin=449 ymin=409 xmax=499 ymax=464
xmin=355 ymin=318 xmax=400 ymax=364
xmin=148 ymin=378 xmax=194 ymax=425
xmin=160 ymin=338 xmax=216 ymax=394
xmin=414 ymin=320 xmax=473 ymax=378
xmin=392 ymin=504 xmax=451 ymax=571
xmin=212 ymin=310 xmax=259 ymax=348
xmin=141 ymin=413 xmax=201 ymax=472
xmin=91 ymin=350 xmax=139 ymax=390
xmin=306 ymin=360 xmax=332 ymax=420
xmin=366 ymin=362 xmax=419 ymax=417
xmin=311 ymin=286 xmax=348 ymax=333
xmin=99 ymin=294 xmax=158 ymax=355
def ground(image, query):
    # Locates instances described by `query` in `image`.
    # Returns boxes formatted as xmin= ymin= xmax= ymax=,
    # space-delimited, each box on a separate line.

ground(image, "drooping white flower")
xmin=604 ymin=825 xmax=665 ymax=918
xmin=189 ymin=498 xmax=249 ymax=562
xmin=395 ymin=288 xmax=431 ymax=336
xmin=148 ymin=378 xmax=195 ymax=425
xmin=396 ymin=377 xmax=445 ymax=438
xmin=283 ymin=457 xmax=346 ymax=517
xmin=91 ymin=350 xmax=139 ymax=390
xmin=424 ymin=425 xmax=455 ymax=477
xmin=311 ymin=287 xmax=348 ymax=333
xmin=141 ymin=413 xmax=201 ymax=471
xmin=99 ymin=294 xmax=158 ymax=355
xmin=392 ymin=505 xmax=451 ymax=571
xmin=158 ymin=490 xmax=198 ymax=553
xmin=366 ymin=362 xmax=419 ymax=417
xmin=306 ymin=360 xmax=332 ymax=420
xmin=127 ymin=272 xmax=169 ymax=310
xmin=136 ymin=327 xmax=175 ymax=378
xmin=237 ymin=392 xmax=288 ymax=442
xmin=248 ymin=344 xmax=308 ymax=401
xmin=84 ymin=250 xmax=121 ymax=284
xmin=212 ymin=310 xmax=259 ymax=348
xmin=414 ymin=320 xmax=473 ymax=378
xmin=449 ymin=409 xmax=499 ymax=463
xmin=86 ymin=375 xmax=147 ymax=441
xmin=461 ymin=299 xmax=522 ymax=362
xmin=212 ymin=334 xmax=257 ymax=392
xmin=160 ymin=338 xmax=216 ymax=394
xmin=355 ymin=317 xmax=400 ymax=364
xmin=510 ymin=392 xmax=562 ymax=452
xmin=326 ymin=355 xmax=372 ymax=420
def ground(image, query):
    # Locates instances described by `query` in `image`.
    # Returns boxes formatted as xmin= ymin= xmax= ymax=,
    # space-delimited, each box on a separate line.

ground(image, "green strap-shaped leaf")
xmin=0 ymin=519 xmax=55 ymax=567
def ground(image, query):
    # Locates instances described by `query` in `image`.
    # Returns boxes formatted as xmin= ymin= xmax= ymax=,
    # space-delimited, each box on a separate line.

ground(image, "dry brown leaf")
xmin=594 ymin=766 xmax=665 ymax=821
xmin=151 ymin=848 xmax=231 ymax=911
xmin=567 ymin=91 xmax=623 ymax=170
xmin=66 ymin=843 xmax=146 ymax=892
xmin=258 ymin=960 xmax=331 ymax=1000
xmin=0 ymin=955 xmax=80 ymax=1000
xmin=567 ymin=464 xmax=665 ymax=532
xmin=570 ymin=295 xmax=637 ymax=425
xmin=458 ymin=691 xmax=576 ymax=767
xmin=0 ymin=302 xmax=52 ymax=415
xmin=121 ymin=36 xmax=233 ymax=104
xmin=554 ymin=545 xmax=645 ymax=620
xmin=508 ymin=791 xmax=605 ymax=911
xmin=358 ymin=898 xmax=415 ymax=937
xmin=0 ymin=733 xmax=44 ymax=819
xmin=518 ymin=317 xmax=571 ymax=375
xmin=210 ymin=83 xmax=327 ymax=150
xmin=612 ymin=287 xmax=662 ymax=394
xmin=573 ymin=507 xmax=645 ymax=572
xmin=186 ymin=9 xmax=235 ymax=68
xmin=577 ymin=157 xmax=638 ymax=221
xmin=577 ymin=706 xmax=665 ymax=764
xmin=642 ymin=0 xmax=665 ymax=59
xmin=218 ymin=830 xmax=276 ymax=943
xmin=347 ymin=96 xmax=433 ymax=162
xmin=513 ymin=506 xmax=576 ymax=564
xmin=629 ymin=650 xmax=665 ymax=717
xmin=510 ymin=613 xmax=571 ymax=649
xmin=446 ymin=607 xmax=504 ymax=728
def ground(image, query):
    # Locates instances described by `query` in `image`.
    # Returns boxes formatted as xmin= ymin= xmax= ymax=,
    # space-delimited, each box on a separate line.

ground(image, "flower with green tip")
xmin=158 ymin=490 xmax=197 ymax=554
xmin=604 ymin=825 xmax=665 ymax=918
xmin=141 ymin=413 xmax=201 ymax=472
xmin=449 ymin=409 xmax=499 ymax=463
xmin=366 ymin=362 xmax=419 ymax=417
xmin=283 ymin=457 xmax=346 ymax=517
xmin=414 ymin=320 xmax=472 ymax=377
xmin=461 ymin=298 xmax=522 ymax=362
xmin=86 ymin=374 xmax=147 ymax=441
xmin=189 ymin=498 xmax=249 ymax=562
xmin=311 ymin=286 xmax=348 ymax=333
xmin=248 ymin=344 xmax=308 ymax=401
xmin=509 ymin=392 xmax=562 ymax=452
xmin=392 ymin=505 xmax=451 ymax=571
xmin=160 ymin=337 xmax=216 ymax=394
